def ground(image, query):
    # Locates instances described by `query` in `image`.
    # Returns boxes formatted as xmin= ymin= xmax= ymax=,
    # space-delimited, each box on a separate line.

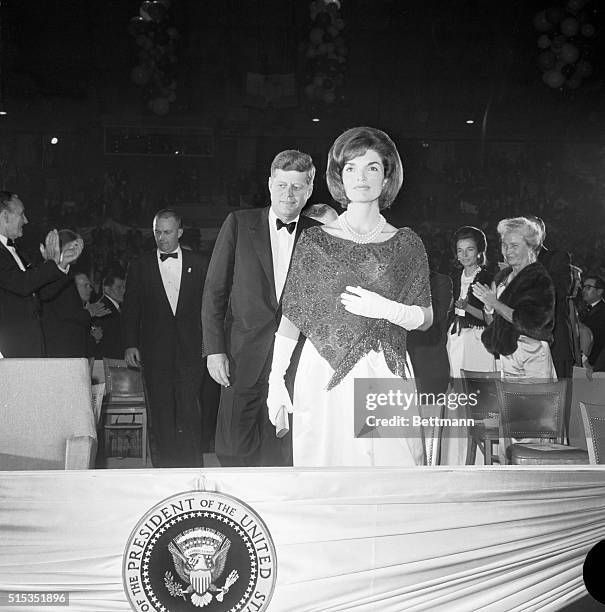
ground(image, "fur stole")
xmin=481 ymin=262 xmax=555 ymax=356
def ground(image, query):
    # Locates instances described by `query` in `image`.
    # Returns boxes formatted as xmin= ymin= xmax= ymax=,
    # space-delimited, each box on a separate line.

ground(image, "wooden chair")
xmin=100 ymin=358 xmax=148 ymax=468
xmin=460 ymin=369 xmax=503 ymax=465
xmin=579 ymin=402 xmax=605 ymax=464
xmin=495 ymin=379 xmax=589 ymax=465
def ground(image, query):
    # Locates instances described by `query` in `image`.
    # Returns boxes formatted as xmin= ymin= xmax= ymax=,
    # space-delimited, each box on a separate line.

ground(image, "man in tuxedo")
xmin=122 ymin=209 xmax=207 ymax=468
xmin=580 ymin=274 xmax=605 ymax=374
xmin=0 ymin=191 xmax=82 ymax=357
xmin=202 ymin=149 xmax=319 ymax=467
xmin=93 ymin=270 xmax=126 ymax=359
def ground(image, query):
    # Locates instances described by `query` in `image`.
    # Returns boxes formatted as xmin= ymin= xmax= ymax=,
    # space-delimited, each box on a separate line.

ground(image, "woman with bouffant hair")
xmin=446 ymin=225 xmax=495 ymax=379
xmin=473 ymin=216 xmax=556 ymax=379
xmin=266 ymin=126 xmax=433 ymax=467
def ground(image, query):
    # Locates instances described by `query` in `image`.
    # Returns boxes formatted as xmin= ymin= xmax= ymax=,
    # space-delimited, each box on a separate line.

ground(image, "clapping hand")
xmin=85 ymin=300 xmax=111 ymax=318
xmin=60 ymin=238 xmax=84 ymax=267
xmin=472 ymin=282 xmax=497 ymax=309
xmin=40 ymin=230 xmax=60 ymax=263
xmin=454 ymin=298 xmax=468 ymax=310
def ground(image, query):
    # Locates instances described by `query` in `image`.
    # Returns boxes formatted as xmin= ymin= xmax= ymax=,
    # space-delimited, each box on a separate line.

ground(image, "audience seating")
xmin=579 ymin=402 xmax=605 ymax=465
xmin=495 ymin=379 xmax=589 ymax=465
xmin=460 ymin=369 xmax=503 ymax=465
xmin=0 ymin=358 xmax=97 ymax=470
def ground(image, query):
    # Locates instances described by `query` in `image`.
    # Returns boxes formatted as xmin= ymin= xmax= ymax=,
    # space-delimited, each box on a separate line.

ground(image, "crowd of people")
xmin=1 ymin=125 xmax=604 ymax=469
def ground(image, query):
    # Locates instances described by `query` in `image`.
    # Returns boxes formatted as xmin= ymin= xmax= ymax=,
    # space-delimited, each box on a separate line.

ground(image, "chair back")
xmin=579 ymin=402 xmax=605 ymax=464
xmin=103 ymin=358 xmax=145 ymax=404
xmin=460 ymin=369 xmax=502 ymax=435
xmin=496 ymin=379 xmax=568 ymax=442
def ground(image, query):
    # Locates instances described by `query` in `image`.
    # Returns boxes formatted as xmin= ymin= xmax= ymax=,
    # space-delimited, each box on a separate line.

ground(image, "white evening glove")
xmin=340 ymin=285 xmax=425 ymax=330
xmin=267 ymin=333 xmax=298 ymax=426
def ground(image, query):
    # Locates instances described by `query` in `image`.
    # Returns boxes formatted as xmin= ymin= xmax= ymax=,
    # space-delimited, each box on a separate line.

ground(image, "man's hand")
xmin=40 ymin=229 xmax=60 ymax=263
xmin=125 ymin=347 xmax=141 ymax=368
xmin=60 ymin=238 xmax=84 ymax=267
xmin=86 ymin=301 xmax=111 ymax=318
xmin=207 ymin=353 xmax=230 ymax=387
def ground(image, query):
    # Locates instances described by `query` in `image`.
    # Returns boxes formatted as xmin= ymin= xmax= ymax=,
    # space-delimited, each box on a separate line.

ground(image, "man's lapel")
xmin=249 ymin=207 xmax=278 ymax=308
xmin=150 ymin=251 xmax=175 ymax=315
xmin=175 ymin=249 xmax=192 ymax=315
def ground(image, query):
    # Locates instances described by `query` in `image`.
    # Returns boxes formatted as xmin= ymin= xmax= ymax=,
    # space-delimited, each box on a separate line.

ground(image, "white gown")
xmin=292 ymin=340 xmax=425 ymax=467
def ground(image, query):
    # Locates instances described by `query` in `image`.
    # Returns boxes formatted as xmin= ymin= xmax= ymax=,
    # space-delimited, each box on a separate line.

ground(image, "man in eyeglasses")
xmin=202 ymin=150 xmax=319 ymax=467
xmin=580 ymin=274 xmax=605 ymax=373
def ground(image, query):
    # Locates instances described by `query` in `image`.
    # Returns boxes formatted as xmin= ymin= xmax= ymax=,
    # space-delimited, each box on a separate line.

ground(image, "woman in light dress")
xmin=446 ymin=226 xmax=496 ymax=379
xmin=473 ymin=216 xmax=556 ymax=380
xmin=266 ymin=126 xmax=433 ymax=467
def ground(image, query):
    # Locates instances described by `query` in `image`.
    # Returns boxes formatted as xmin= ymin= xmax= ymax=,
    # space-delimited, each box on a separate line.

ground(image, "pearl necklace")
xmin=339 ymin=212 xmax=387 ymax=244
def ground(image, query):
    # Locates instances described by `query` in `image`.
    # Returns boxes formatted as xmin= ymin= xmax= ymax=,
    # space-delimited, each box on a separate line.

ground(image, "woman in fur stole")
xmin=472 ymin=216 xmax=556 ymax=380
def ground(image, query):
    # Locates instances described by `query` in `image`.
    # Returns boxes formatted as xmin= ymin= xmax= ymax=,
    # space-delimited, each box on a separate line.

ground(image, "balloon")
xmin=546 ymin=6 xmax=565 ymax=24
xmin=581 ymin=23 xmax=595 ymax=37
xmin=537 ymin=50 xmax=556 ymax=71
xmin=560 ymin=16 xmax=579 ymax=37
xmin=139 ymin=1 xmax=153 ymax=21
xmin=128 ymin=16 xmax=147 ymax=36
xmin=147 ymin=1 xmax=167 ymax=22
xmin=543 ymin=69 xmax=565 ymax=88
xmin=131 ymin=65 xmax=151 ymax=85
xmin=151 ymin=97 xmax=170 ymax=115
xmin=551 ymin=34 xmax=567 ymax=50
xmin=323 ymin=91 xmax=336 ymax=104
xmin=576 ymin=60 xmax=592 ymax=77
xmin=566 ymin=0 xmax=585 ymax=13
xmin=309 ymin=27 xmax=323 ymax=45
xmin=560 ymin=43 xmax=580 ymax=64
xmin=537 ymin=34 xmax=551 ymax=49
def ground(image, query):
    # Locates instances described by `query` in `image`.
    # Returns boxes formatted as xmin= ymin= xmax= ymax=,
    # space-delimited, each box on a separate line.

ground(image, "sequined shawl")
xmin=282 ymin=226 xmax=431 ymax=389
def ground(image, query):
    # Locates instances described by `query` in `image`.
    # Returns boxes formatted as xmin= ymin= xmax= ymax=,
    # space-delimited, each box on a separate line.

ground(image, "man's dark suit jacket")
xmin=201 ymin=207 xmax=318 ymax=462
xmin=122 ymin=249 xmax=206 ymax=370
xmin=202 ymin=207 xmax=318 ymax=387
xmin=0 ymin=242 xmax=65 ymax=357
xmin=580 ymin=299 xmax=605 ymax=366
xmin=40 ymin=275 xmax=91 ymax=357
xmin=407 ymin=271 xmax=453 ymax=396
xmin=93 ymin=295 xmax=124 ymax=359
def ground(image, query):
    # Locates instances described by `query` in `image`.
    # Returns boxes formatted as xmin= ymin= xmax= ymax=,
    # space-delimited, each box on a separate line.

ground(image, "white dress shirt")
xmin=157 ymin=247 xmax=182 ymax=315
xmin=268 ymin=209 xmax=298 ymax=301
xmin=0 ymin=234 xmax=26 ymax=271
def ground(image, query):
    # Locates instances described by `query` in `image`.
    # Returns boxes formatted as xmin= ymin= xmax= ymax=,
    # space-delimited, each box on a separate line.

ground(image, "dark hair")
xmin=585 ymin=274 xmax=605 ymax=291
xmin=103 ymin=269 xmax=125 ymax=289
xmin=326 ymin=126 xmax=403 ymax=210
xmin=270 ymin=150 xmax=316 ymax=184
xmin=154 ymin=209 xmax=182 ymax=228
xmin=0 ymin=191 xmax=18 ymax=213
xmin=452 ymin=226 xmax=487 ymax=266
xmin=58 ymin=228 xmax=81 ymax=249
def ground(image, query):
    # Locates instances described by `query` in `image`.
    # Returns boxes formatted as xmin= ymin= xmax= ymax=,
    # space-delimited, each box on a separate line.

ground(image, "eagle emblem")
xmin=164 ymin=527 xmax=239 ymax=607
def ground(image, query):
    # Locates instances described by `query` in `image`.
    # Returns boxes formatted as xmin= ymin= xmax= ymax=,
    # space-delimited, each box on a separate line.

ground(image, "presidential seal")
xmin=123 ymin=491 xmax=277 ymax=612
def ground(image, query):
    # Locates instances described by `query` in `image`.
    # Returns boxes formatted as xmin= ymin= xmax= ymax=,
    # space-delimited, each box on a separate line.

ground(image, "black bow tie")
xmin=276 ymin=219 xmax=296 ymax=234
xmin=160 ymin=252 xmax=178 ymax=262
xmin=6 ymin=239 xmax=16 ymax=248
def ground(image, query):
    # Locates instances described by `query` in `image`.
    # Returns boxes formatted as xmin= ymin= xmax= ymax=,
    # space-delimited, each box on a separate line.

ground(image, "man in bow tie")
xmin=122 ymin=209 xmax=208 ymax=467
xmin=202 ymin=150 xmax=320 ymax=467
xmin=0 ymin=191 xmax=82 ymax=357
